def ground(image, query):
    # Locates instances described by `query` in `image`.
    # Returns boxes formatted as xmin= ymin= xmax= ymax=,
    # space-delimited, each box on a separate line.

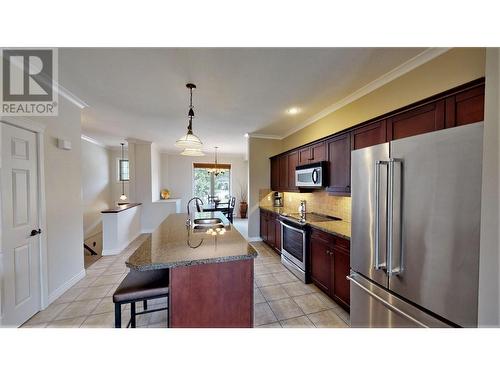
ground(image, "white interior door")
xmin=1 ymin=123 xmax=41 ymax=327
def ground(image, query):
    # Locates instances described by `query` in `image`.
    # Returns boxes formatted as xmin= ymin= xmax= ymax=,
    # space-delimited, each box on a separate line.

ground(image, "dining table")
xmin=201 ymin=201 xmax=229 ymax=212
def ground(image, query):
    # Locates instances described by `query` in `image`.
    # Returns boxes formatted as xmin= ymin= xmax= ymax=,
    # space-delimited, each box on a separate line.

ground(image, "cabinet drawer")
xmin=311 ymin=228 xmax=335 ymax=244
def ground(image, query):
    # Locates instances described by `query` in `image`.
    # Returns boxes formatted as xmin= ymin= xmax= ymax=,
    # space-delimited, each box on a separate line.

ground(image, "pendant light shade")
xmin=180 ymin=148 xmax=205 ymax=156
xmin=175 ymin=83 xmax=203 ymax=150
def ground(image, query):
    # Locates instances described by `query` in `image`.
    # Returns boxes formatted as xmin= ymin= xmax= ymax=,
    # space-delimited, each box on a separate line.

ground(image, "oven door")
xmin=281 ymin=221 xmax=306 ymax=270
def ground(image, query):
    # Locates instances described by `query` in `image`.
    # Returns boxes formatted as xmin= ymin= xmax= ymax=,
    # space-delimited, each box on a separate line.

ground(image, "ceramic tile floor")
xmin=22 ymin=236 xmax=349 ymax=328
xmin=251 ymin=241 xmax=349 ymax=328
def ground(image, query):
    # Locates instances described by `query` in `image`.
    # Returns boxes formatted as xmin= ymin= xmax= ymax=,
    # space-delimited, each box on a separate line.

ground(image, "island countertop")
xmin=126 ymin=212 xmax=257 ymax=271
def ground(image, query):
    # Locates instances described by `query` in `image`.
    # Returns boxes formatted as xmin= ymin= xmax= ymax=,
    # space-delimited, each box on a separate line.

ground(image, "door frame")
xmin=0 ymin=116 xmax=49 ymax=326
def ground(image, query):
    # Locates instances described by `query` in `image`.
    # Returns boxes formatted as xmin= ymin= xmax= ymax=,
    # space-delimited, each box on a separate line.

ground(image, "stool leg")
xmin=130 ymin=302 xmax=136 ymax=328
xmin=115 ymin=303 xmax=121 ymax=328
xmin=143 ymin=300 xmax=148 ymax=311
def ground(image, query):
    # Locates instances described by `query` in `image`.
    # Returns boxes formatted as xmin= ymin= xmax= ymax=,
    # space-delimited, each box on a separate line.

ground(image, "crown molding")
xmin=56 ymin=83 xmax=89 ymax=109
xmin=81 ymin=134 xmax=110 ymax=149
xmin=125 ymin=137 xmax=152 ymax=145
xmin=247 ymin=133 xmax=282 ymax=140
xmin=279 ymin=47 xmax=451 ymax=139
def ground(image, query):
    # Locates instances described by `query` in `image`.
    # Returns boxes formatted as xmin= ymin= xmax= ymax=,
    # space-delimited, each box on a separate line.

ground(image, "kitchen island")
xmin=126 ymin=212 xmax=257 ymax=328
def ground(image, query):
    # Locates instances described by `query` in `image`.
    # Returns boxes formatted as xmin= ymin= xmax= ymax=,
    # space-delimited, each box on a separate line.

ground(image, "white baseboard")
xmin=47 ymin=269 xmax=86 ymax=305
xmin=247 ymin=236 xmax=263 ymax=242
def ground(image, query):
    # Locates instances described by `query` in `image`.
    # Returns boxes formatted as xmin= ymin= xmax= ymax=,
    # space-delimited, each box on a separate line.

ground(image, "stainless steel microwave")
xmin=295 ymin=161 xmax=326 ymax=188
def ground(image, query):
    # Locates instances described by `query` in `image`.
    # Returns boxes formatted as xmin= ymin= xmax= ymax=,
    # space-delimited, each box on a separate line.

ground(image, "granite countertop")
xmin=126 ymin=212 xmax=257 ymax=271
xmin=259 ymin=206 xmax=285 ymax=215
xmin=259 ymin=205 xmax=351 ymax=240
xmin=308 ymin=220 xmax=351 ymax=240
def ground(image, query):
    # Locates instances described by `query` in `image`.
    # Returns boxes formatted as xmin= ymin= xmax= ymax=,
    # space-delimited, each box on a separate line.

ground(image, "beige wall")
xmin=162 ymin=152 xmax=249 ymax=215
xmin=281 ymin=48 xmax=486 ymax=152
xmin=81 ymin=139 xmax=112 ymax=239
xmin=248 ymin=137 xmax=282 ymax=238
xmin=34 ymin=98 xmax=85 ymax=299
xmin=478 ymin=48 xmax=500 ymax=327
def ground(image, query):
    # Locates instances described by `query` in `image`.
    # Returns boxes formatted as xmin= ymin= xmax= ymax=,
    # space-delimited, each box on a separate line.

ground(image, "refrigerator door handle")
xmin=374 ymin=160 xmax=388 ymax=270
xmin=387 ymin=158 xmax=403 ymax=277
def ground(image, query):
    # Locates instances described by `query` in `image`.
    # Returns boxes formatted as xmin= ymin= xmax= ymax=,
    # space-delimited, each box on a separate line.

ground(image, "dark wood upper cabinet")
xmin=387 ymin=100 xmax=445 ymax=141
xmin=311 ymin=142 xmax=326 ymax=163
xmin=445 ymin=85 xmax=485 ymax=128
xmin=351 ymin=120 xmax=387 ymax=150
xmin=298 ymin=147 xmax=311 ymax=165
xmin=287 ymin=151 xmax=299 ymax=190
xmin=326 ymin=132 xmax=351 ymax=194
xmin=269 ymin=79 xmax=484 ymax=193
xmin=298 ymin=141 xmax=326 ymax=165
xmin=270 ymin=156 xmax=279 ymax=191
xmin=278 ymin=154 xmax=288 ymax=190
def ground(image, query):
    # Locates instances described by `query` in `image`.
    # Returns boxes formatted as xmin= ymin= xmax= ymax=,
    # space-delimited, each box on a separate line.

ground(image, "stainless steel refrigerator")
xmin=349 ymin=123 xmax=483 ymax=328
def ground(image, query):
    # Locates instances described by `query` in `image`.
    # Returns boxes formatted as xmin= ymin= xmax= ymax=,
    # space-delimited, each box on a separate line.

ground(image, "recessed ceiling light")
xmin=244 ymin=133 xmax=249 ymax=138
xmin=287 ymin=107 xmax=300 ymax=115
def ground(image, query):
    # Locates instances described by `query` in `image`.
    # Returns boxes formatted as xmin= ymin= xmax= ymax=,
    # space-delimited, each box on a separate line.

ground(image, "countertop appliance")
xmin=279 ymin=212 xmax=340 ymax=282
xmin=295 ymin=161 xmax=326 ymax=188
xmin=350 ymin=123 xmax=483 ymax=328
xmin=273 ymin=192 xmax=283 ymax=207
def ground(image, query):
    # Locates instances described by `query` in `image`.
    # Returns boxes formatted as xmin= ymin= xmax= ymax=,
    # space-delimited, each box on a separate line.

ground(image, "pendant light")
xmin=119 ymin=142 xmax=128 ymax=201
xmin=207 ymin=147 xmax=224 ymax=176
xmin=176 ymin=83 xmax=204 ymax=153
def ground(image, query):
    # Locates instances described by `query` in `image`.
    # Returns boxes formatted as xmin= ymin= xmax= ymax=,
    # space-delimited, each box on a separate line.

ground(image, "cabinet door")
xmin=310 ymin=233 xmax=332 ymax=294
xmin=298 ymin=147 xmax=311 ymax=165
xmin=278 ymin=155 xmax=288 ymax=190
xmin=267 ymin=215 xmax=276 ymax=248
xmin=274 ymin=220 xmax=281 ymax=253
xmin=332 ymin=246 xmax=350 ymax=310
xmin=260 ymin=212 xmax=268 ymax=242
xmin=287 ymin=151 xmax=299 ymax=190
xmin=351 ymin=120 xmax=387 ymax=150
xmin=327 ymin=132 xmax=351 ymax=194
xmin=270 ymin=157 xmax=279 ymax=191
xmin=310 ymin=141 xmax=326 ymax=163
xmin=387 ymin=100 xmax=445 ymax=141
xmin=445 ymin=86 xmax=485 ymax=128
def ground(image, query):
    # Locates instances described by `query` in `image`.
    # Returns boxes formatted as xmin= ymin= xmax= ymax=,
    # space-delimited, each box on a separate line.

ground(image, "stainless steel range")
xmin=279 ymin=212 xmax=340 ymax=283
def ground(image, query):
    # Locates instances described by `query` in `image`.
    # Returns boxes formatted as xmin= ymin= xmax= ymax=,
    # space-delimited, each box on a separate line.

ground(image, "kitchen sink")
xmin=193 ymin=218 xmax=223 ymax=225
xmin=193 ymin=223 xmax=225 ymax=230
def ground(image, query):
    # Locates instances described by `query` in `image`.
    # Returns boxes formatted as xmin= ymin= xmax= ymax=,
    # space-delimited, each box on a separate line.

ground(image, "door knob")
xmin=30 ymin=229 xmax=42 ymax=237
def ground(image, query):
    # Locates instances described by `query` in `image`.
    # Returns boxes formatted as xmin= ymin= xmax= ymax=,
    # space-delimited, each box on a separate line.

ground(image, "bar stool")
xmin=113 ymin=269 xmax=169 ymax=328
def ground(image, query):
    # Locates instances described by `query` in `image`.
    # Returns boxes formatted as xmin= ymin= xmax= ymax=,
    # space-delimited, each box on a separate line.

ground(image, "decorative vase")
xmin=160 ymin=189 xmax=170 ymax=200
xmin=239 ymin=202 xmax=248 ymax=219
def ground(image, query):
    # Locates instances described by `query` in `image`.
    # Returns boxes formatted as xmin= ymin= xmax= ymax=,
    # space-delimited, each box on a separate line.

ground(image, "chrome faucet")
xmin=186 ymin=197 xmax=204 ymax=226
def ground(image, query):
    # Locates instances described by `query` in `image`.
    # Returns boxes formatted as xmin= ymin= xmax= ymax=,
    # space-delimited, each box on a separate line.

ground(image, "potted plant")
xmin=239 ymin=185 xmax=248 ymax=219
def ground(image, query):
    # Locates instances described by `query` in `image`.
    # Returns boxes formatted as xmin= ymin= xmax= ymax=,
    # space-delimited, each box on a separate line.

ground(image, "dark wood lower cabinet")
xmin=309 ymin=228 xmax=350 ymax=311
xmin=260 ymin=209 xmax=281 ymax=254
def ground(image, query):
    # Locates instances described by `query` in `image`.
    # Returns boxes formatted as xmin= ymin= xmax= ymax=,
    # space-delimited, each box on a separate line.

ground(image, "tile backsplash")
xmin=259 ymin=189 xmax=351 ymax=223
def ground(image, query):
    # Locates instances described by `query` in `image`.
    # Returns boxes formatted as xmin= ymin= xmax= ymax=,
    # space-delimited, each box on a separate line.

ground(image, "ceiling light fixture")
xmin=176 ymin=83 xmax=203 ymax=152
xmin=287 ymin=107 xmax=300 ymax=115
xmin=207 ymin=147 xmax=224 ymax=176
xmin=119 ymin=142 xmax=128 ymax=201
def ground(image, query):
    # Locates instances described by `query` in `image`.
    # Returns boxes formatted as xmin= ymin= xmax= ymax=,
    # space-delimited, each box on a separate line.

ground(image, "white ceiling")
xmin=60 ymin=48 xmax=426 ymax=154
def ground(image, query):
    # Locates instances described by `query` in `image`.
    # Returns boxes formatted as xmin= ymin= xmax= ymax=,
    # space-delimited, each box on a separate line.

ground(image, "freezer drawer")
xmin=348 ymin=272 xmax=452 ymax=328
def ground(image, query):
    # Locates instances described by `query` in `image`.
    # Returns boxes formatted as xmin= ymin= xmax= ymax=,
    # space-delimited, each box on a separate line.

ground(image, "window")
xmin=193 ymin=163 xmax=231 ymax=202
xmin=117 ymin=158 xmax=130 ymax=181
